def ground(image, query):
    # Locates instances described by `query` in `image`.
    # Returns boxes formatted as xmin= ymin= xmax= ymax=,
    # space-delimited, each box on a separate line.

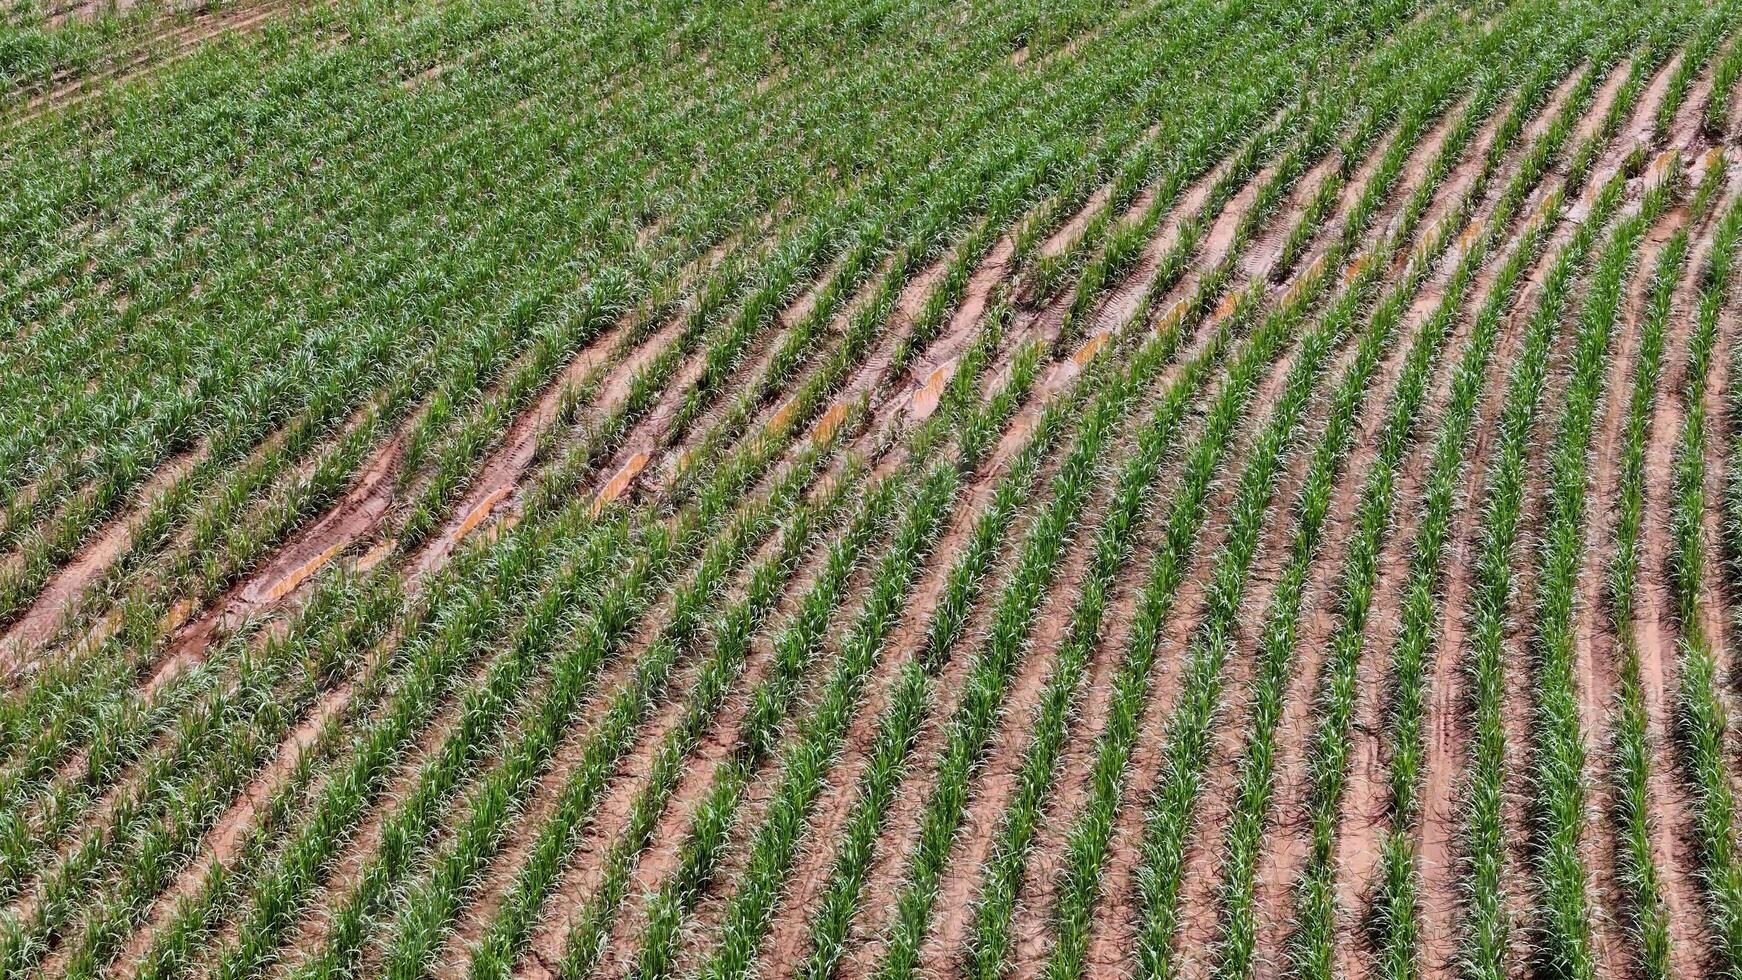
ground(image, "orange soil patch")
xmin=259 ymin=539 xmax=347 ymax=604
xmin=1068 ymin=330 xmax=1110 ymax=367
xmin=355 ymin=538 xmax=394 ymax=572
xmin=592 ymin=452 xmax=650 ymax=515
xmin=1344 ymin=253 xmax=1371 ymax=284
xmin=1210 ymin=289 xmax=1240 ymax=323
xmin=768 ymin=394 xmax=801 ymax=435
xmin=809 ymin=401 xmax=850 ymax=445
xmin=908 ymin=357 xmax=959 ymax=422
xmin=457 ymin=484 xmax=514 ymax=537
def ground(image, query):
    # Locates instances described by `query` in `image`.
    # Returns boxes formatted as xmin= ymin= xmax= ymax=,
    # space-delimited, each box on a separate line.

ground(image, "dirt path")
xmin=1571 ymin=199 xmax=1690 ymax=978
xmin=1242 ymin=99 xmax=1559 ymax=980
xmin=0 ymin=444 xmax=199 ymax=676
xmin=1059 ymin=359 xmax=1293 ymax=980
xmin=1631 ymin=257 xmax=1712 ymax=972
xmin=1165 ymin=308 xmax=1384 ymax=980
xmin=1407 ymin=53 xmax=1697 ymax=980
xmin=1624 ymin=168 xmax=1742 ymax=980
xmin=404 ymin=315 xmax=644 ymax=582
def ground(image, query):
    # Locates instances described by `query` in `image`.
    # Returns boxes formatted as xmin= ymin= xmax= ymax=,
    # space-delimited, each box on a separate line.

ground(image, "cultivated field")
xmin=3 ymin=0 xmax=1742 ymax=977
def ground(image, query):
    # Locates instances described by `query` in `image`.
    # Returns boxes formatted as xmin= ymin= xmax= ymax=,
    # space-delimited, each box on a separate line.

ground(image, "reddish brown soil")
xmin=0 ymin=444 xmax=198 ymax=675
xmin=1240 ymin=151 xmax=1345 ymax=282
xmin=1407 ymin=73 xmax=1638 ymax=976
xmin=789 ymin=433 xmax=1079 ymax=980
xmin=1244 ymin=108 xmax=1534 ymax=979
xmin=47 ymin=0 xmax=151 ymax=28
xmin=1090 ymin=167 xmax=1222 ymax=336
xmin=1628 ymin=170 xmax=1742 ymax=977
xmin=10 ymin=316 xmax=677 ymax=962
xmin=5 ymin=184 xmax=862 ymax=980
xmin=1170 ymin=347 xmax=1373 ymax=980
xmin=841 ymin=252 xmax=958 ymax=412
xmin=1583 ymin=53 xmax=1683 ymax=203
xmin=22 ymin=30 xmax=1742 ymax=980
xmin=1071 ymin=276 xmax=1343 ymax=976
xmin=1328 ymin=151 xmax=1565 ymax=980
xmin=1573 ymin=204 xmax=1688 ymax=977
xmin=1666 ymin=63 xmax=1720 ymax=156
xmin=432 ymin=485 xmax=841 ymax=978
xmin=109 ymin=672 xmax=358 ymax=977
xmin=564 ymin=523 xmax=813 ymax=979
xmin=248 ymin=429 xmax=412 ymax=604
xmin=108 ymin=380 xmax=427 ymax=701
xmin=1417 ymin=61 xmax=1692 ymax=979
xmin=263 ymin=339 xmax=808 ymax=967
xmin=1579 ymin=60 xmax=1635 ymax=146
xmin=500 ymin=452 xmax=879 ymax=978
xmin=1239 ymin=111 xmax=1497 ymax=968
xmin=1201 ymin=157 xmax=1283 ymax=266
xmin=404 ymin=316 xmax=635 ymax=581
xmin=1037 ymin=115 xmax=1432 ymax=976
xmin=911 ymin=428 xmax=1141 ymax=978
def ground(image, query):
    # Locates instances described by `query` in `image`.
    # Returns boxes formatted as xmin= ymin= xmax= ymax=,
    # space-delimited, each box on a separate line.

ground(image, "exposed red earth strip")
xmin=0 ymin=444 xmax=199 ymax=674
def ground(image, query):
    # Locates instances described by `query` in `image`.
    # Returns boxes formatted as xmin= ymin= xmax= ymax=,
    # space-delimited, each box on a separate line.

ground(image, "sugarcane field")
xmin=5 ymin=0 xmax=1742 ymax=977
